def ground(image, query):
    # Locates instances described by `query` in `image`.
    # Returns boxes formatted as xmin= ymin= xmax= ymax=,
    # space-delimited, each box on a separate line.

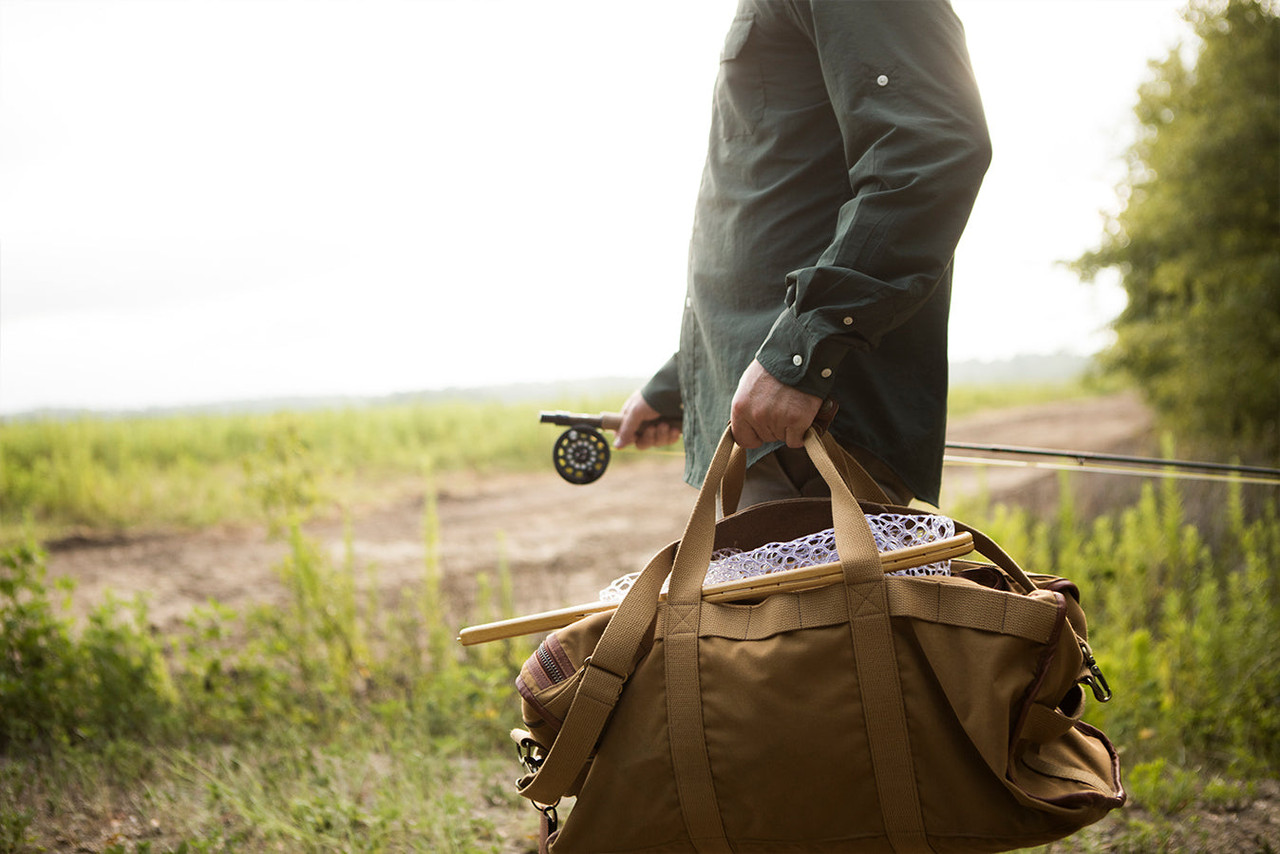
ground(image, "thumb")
xmin=613 ymin=393 xmax=653 ymax=449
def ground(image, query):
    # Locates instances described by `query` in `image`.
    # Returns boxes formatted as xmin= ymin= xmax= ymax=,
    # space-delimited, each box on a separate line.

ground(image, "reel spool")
xmin=551 ymin=425 xmax=611 ymax=485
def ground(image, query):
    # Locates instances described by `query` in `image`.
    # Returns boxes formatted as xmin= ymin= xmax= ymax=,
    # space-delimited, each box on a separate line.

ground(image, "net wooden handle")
xmin=457 ymin=532 xmax=974 ymax=646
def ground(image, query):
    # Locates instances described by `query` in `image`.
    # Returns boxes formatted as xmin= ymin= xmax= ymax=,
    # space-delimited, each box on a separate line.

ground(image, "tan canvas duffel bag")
xmin=513 ymin=426 xmax=1124 ymax=853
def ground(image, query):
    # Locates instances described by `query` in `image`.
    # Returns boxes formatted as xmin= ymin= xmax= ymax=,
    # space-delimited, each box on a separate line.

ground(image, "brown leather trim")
xmin=546 ymin=634 xmax=574 ymax=681
xmin=518 ymin=675 xmax=562 ymax=730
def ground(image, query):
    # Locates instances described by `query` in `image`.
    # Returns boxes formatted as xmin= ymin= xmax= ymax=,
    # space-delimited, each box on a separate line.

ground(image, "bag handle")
xmin=670 ymin=428 xmax=883 ymax=606
xmin=720 ymin=435 xmax=893 ymax=515
xmin=718 ymin=402 xmax=891 ymax=516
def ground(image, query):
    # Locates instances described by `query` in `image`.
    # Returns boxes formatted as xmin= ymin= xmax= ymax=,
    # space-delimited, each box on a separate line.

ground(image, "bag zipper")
xmin=537 ymin=643 xmax=568 ymax=684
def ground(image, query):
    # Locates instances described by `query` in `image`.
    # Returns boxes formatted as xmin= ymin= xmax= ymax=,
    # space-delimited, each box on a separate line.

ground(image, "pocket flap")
xmin=721 ymin=14 xmax=753 ymax=62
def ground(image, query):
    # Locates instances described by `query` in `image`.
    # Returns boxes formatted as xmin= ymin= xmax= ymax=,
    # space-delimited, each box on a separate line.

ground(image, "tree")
xmin=1074 ymin=0 xmax=1280 ymax=462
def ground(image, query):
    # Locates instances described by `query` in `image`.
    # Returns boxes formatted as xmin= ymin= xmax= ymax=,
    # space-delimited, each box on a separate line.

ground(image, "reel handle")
xmin=539 ymin=411 xmax=624 ymax=432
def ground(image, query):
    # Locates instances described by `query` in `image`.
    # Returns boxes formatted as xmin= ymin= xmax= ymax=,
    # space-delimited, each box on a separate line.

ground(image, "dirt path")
xmin=46 ymin=393 xmax=1154 ymax=633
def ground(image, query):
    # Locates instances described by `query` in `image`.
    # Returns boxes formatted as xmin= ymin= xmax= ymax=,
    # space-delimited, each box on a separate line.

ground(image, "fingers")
xmin=613 ymin=391 xmax=681 ymax=450
xmin=729 ymin=407 xmax=804 ymax=449
xmin=730 ymin=360 xmax=823 ymax=450
xmin=783 ymin=422 xmax=808 ymax=449
xmin=729 ymin=415 xmax=763 ymax=449
xmin=612 ymin=392 xmax=651 ymax=449
xmin=636 ymin=420 xmax=682 ymax=450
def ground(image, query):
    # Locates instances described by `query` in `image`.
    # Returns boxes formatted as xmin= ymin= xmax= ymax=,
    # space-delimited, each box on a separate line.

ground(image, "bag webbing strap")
xmin=1022 ymin=702 xmax=1082 ymax=745
xmin=669 ymin=576 xmax=1062 ymax=644
xmin=821 ymin=431 xmax=893 ymax=506
xmin=721 ymin=445 xmax=746 ymax=518
xmin=515 ymin=543 xmax=675 ymax=804
xmin=664 ymin=431 xmax=736 ymax=852
xmin=665 ymin=614 xmax=732 ymax=852
xmin=809 ymin=430 xmax=931 ymax=852
xmin=952 ymin=521 xmax=1039 ymax=594
xmin=848 ymin=596 xmax=931 ymax=850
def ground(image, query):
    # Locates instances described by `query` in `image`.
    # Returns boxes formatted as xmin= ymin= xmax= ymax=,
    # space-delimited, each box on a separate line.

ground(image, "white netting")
xmin=598 ymin=513 xmax=955 ymax=603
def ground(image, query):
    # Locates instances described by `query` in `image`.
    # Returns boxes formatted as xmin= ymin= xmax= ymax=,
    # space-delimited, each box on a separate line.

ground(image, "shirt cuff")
xmin=640 ymin=353 xmax=684 ymax=418
xmin=755 ymin=310 xmax=850 ymax=399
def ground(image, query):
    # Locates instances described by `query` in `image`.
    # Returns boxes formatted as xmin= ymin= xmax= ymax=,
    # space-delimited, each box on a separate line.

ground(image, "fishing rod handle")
xmin=538 ymin=411 xmax=637 ymax=432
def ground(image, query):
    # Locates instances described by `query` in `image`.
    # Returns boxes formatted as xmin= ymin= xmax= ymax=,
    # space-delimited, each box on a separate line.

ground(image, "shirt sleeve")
xmin=639 ymin=352 xmax=683 ymax=418
xmin=755 ymin=0 xmax=991 ymax=399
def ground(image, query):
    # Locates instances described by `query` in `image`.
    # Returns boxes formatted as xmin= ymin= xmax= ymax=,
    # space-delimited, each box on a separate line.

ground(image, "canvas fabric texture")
xmin=514 ymin=428 xmax=1124 ymax=853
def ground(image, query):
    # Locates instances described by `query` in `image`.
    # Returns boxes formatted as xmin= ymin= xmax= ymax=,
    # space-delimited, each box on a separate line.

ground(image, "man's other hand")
xmin=614 ymin=390 xmax=682 ymax=450
xmin=730 ymin=359 xmax=823 ymax=449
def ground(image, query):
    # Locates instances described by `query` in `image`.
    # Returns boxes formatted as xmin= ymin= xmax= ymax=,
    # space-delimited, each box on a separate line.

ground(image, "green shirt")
xmin=642 ymin=0 xmax=990 ymax=505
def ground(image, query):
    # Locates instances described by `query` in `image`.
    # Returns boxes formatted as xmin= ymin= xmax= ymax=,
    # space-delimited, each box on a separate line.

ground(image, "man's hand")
xmin=730 ymin=359 xmax=823 ymax=449
xmin=613 ymin=390 xmax=682 ymax=450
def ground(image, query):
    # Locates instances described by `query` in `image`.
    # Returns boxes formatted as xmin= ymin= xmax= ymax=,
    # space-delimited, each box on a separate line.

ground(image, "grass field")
xmin=0 ymin=381 xmax=1098 ymax=547
xmin=2 ymin=382 xmax=1277 ymax=852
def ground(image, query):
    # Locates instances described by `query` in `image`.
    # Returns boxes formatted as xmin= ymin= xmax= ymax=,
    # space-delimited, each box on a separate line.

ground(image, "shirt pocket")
xmin=715 ymin=14 xmax=764 ymax=139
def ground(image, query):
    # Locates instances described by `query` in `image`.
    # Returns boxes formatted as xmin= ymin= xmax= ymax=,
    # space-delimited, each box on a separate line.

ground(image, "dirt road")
xmin=45 ymin=393 xmax=1154 ymax=633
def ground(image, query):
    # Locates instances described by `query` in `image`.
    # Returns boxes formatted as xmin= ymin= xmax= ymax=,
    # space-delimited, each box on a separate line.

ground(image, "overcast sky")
xmin=0 ymin=0 xmax=1192 ymax=414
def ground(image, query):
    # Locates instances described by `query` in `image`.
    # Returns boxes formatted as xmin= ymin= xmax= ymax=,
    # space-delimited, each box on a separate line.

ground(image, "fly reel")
xmin=551 ymin=425 xmax=611 ymax=485
xmin=540 ymin=410 xmax=683 ymax=484
xmin=540 ymin=411 xmax=620 ymax=485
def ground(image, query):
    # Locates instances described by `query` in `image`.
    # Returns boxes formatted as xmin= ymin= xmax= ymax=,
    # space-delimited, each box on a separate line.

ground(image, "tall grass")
xmin=954 ymin=475 xmax=1280 ymax=780
xmin=962 ymin=475 xmax=1280 ymax=852
xmin=945 ymin=378 xmax=1104 ymax=418
xmin=2 ymin=428 xmax=532 ymax=851
xmin=0 ymin=382 xmax=1098 ymax=545
xmin=0 ymin=399 xmax=610 ymax=544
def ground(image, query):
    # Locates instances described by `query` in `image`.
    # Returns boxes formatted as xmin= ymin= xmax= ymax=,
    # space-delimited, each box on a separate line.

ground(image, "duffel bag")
xmin=514 ymin=425 xmax=1124 ymax=853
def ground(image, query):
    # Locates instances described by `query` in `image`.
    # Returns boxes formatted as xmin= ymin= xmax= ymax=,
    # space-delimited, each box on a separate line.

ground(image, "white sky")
xmin=0 ymin=0 xmax=1192 ymax=414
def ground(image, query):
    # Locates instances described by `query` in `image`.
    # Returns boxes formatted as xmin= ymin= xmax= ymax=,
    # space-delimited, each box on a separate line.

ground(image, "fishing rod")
xmin=941 ymin=454 xmax=1280 ymax=487
xmin=538 ymin=410 xmax=1280 ymax=487
xmin=945 ymin=441 xmax=1280 ymax=479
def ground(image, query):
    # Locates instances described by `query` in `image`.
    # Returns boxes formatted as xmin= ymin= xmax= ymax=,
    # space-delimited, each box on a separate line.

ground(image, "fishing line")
xmin=945 ymin=442 xmax=1280 ymax=479
xmin=943 ymin=455 xmax=1280 ymax=487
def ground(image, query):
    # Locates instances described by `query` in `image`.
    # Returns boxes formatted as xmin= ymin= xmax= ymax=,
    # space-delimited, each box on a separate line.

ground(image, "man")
xmin=614 ymin=0 xmax=990 ymax=508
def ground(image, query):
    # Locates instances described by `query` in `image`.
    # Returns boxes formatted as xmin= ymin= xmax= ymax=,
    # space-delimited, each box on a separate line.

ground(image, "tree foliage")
xmin=1075 ymin=0 xmax=1280 ymax=462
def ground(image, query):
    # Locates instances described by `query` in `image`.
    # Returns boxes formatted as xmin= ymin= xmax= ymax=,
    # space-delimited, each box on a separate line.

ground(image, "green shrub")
xmin=1 ymin=543 xmax=175 ymax=752
xmin=963 ymin=474 xmax=1280 ymax=777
